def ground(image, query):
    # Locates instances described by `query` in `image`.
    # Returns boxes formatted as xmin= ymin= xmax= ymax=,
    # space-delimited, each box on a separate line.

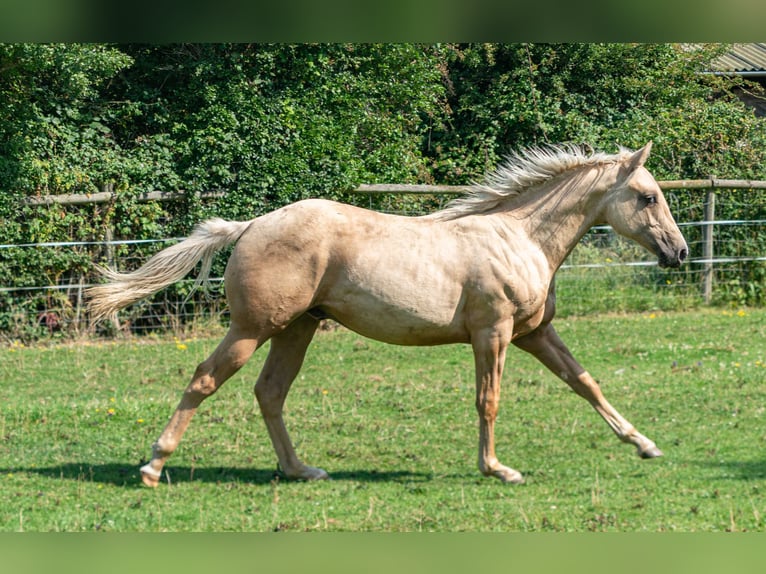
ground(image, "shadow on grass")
xmin=694 ymin=458 xmax=766 ymax=481
xmin=1 ymin=462 xmax=433 ymax=487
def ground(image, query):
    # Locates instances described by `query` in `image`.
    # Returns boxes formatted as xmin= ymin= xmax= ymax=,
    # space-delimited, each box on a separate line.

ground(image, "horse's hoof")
xmin=303 ymin=466 xmax=330 ymax=481
xmin=140 ymin=464 xmax=161 ymax=487
xmin=499 ymin=470 xmax=525 ymax=484
xmin=284 ymin=465 xmax=329 ymax=481
xmin=639 ymin=446 xmax=663 ymax=459
xmin=485 ymin=466 xmax=525 ymax=484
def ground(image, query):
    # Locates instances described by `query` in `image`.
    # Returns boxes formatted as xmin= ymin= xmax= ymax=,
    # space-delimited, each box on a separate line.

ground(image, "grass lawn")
xmin=1 ymin=308 xmax=765 ymax=531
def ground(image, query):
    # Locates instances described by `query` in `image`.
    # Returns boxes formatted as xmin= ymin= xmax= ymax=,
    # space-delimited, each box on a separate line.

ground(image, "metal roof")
xmin=712 ymin=43 xmax=766 ymax=75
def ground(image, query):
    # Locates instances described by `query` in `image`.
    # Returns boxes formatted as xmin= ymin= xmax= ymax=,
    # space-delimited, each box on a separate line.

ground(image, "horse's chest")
xmin=482 ymin=252 xmax=550 ymax=312
xmin=463 ymin=273 xmax=549 ymax=335
xmin=505 ymin=281 xmax=548 ymax=327
xmin=480 ymin=256 xmax=551 ymax=334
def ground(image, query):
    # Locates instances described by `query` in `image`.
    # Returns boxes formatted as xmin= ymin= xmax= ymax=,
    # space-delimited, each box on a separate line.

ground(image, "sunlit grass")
xmin=1 ymin=309 xmax=765 ymax=531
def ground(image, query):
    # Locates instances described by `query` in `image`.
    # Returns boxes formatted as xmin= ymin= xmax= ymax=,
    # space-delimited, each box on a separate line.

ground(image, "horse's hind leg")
xmin=254 ymin=313 xmax=328 ymax=480
xmin=140 ymin=323 xmax=259 ymax=487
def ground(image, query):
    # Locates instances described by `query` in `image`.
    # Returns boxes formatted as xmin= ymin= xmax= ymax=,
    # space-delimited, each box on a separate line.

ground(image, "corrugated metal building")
xmin=711 ymin=43 xmax=766 ymax=116
xmin=712 ymin=43 xmax=766 ymax=77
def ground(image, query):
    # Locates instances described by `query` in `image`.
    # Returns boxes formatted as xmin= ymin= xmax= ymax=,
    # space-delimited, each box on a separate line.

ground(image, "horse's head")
xmin=602 ymin=142 xmax=688 ymax=268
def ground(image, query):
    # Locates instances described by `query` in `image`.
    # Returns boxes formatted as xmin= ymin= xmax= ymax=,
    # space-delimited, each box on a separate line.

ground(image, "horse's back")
xmin=237 ymin=197 xmax=440 ymax=258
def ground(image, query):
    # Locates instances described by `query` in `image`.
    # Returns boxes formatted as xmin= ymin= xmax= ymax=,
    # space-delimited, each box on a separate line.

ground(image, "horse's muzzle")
xmin=658 ymin=246 xmax=688 ymax=268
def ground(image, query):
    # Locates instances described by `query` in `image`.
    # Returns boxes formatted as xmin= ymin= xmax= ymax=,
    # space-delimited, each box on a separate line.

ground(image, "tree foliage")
xmin=98 ymin=44 xmax=446 ymax=222
xmin=1 ymin=43 xmax=765 ymax=338
xmin=0 ymin=44 xmax=132 ymax=205
xmin=427 ymin=43 xmax=766 ymax=182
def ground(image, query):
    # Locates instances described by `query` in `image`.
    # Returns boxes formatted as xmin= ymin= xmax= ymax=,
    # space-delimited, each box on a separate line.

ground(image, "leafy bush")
xmin=1 ymin=43 xmax=765 ymax=340
xmin=0 ymin=44 xmax=446 ymax=338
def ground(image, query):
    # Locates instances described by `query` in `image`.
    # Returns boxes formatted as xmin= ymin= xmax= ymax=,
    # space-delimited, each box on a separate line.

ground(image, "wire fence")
xmin=1 ymin=183 xmax=765 ymax=341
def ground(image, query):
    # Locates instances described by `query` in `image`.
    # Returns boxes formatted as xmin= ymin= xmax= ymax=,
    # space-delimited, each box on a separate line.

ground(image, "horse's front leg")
xmin=471 ymin=323 xmax=525 ymax=484
xmin=512 ymin=322 xmax=662 ymax=459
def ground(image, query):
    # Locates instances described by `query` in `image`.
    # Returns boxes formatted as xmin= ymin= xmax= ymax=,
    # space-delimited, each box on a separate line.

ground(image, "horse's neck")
xmin=501 ymin=165 xmax=614 ymax=271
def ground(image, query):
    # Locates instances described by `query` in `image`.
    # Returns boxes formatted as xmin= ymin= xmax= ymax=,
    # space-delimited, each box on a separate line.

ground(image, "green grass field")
xmin=1 ymin=308 xmax=765 ymax=531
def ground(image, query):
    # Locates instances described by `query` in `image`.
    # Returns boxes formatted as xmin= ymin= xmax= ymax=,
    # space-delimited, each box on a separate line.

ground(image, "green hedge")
xmin=1 ymin=43 xmax=765 ymax=340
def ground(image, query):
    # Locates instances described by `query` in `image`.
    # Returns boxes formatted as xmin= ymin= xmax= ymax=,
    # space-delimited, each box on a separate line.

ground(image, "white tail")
xmin=87 ymin=218 xmax=252 ymax=323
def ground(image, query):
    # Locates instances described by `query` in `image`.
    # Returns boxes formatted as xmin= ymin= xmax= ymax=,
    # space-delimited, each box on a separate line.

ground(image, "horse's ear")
xmin=626 ymin=141 xmax=652 ymax=172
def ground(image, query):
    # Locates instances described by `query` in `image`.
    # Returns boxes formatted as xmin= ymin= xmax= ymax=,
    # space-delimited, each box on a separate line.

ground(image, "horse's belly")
xmin=321 ymin=293 xmax=469 ymax=346
xmin=333 ymin=315 xmax=469 ymax=346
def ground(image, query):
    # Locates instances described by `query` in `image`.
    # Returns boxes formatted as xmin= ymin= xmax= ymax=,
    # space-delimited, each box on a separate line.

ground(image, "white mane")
xmin=431 ymin=144 xmax=632 ymax=221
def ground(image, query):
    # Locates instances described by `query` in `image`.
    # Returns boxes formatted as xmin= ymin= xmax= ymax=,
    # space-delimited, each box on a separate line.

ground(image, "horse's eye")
xmin=644 ymin=195 xmax=657 ymax=206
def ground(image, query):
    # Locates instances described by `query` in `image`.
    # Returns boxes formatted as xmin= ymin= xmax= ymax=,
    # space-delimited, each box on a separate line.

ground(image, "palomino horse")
xmin=88 ymin=142 xmax=688 ymax=487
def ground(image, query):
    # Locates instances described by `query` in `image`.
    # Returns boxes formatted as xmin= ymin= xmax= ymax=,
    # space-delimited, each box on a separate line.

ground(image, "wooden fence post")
xmin=702 ymin=185 xmax=716 ymax=305
xmin=100 ymin=183 xmax=122 ymax=332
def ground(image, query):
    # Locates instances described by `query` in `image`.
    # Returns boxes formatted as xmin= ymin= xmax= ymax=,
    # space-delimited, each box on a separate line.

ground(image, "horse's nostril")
xmin=679 ymin=248 xmax=688 ymax=262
